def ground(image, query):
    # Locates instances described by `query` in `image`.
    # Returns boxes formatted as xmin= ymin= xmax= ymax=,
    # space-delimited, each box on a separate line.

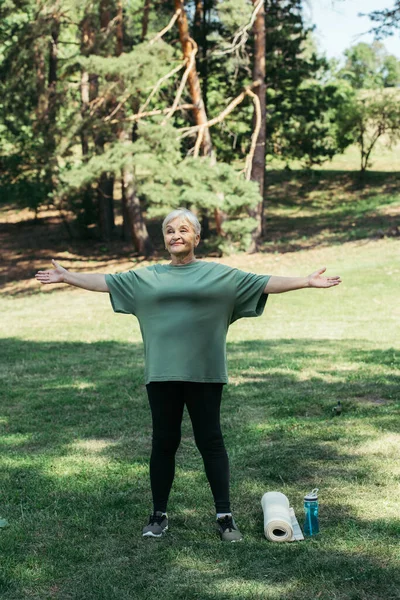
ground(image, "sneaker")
xmin=216 ymin=515 xmax=243 ymax=542
xmin=142 ymin=511 xmax=168 ymax=538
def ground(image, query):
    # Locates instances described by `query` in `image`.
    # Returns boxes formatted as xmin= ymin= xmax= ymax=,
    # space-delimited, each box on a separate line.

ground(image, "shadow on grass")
xmin=260 ymin=170 xmax=400 ymax=252
xmin=0 ymin=337 xmax=399 ymax=599
xmin=265 ymin=169 xmax=400 ymax=206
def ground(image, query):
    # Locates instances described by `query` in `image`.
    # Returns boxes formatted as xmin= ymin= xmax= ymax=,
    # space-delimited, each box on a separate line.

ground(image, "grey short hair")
xmin=162 ymin=208 xmax=201 ymax=236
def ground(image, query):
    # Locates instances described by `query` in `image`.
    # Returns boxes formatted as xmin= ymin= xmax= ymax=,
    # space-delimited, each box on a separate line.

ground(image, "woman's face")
xmin=164 ymin=217 xmax=200 ymax=257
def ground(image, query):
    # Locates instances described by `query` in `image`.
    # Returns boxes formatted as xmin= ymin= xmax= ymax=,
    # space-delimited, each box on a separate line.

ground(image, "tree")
xmin=340 ymin=42 xmax=385 ymax=89
xmin=381 ymin=53 xmax=400 ymax=87
xmin=174 ymin=0 xmax=213 ymax=158
xmin=368 ymin=1 xmax=400 ymax=38
xmin=336 ymin=89 xmax=400 ymax=172
xmin=248 ymin=0 xmax=266 ymax=251
xmin=0 ymin=0 xmax=63 ymax=212
xmin=0 ymin=0 xmax=367 ymax=254
xmin=339 ymin=41 xmax=400 ymax=89
xmin=270 ymin=79 xmax=356 ymax=167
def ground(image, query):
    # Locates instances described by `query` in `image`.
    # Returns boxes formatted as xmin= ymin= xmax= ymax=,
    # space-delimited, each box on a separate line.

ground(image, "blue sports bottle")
xmin=303 ymin=488 xmax=319 ymax=536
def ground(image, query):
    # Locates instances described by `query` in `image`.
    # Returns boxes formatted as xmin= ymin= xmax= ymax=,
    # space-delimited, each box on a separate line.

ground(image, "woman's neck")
xmin=169 ymin=254 xmax=197 ymax=266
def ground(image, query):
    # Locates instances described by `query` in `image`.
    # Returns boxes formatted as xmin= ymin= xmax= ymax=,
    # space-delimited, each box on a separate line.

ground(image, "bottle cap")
xmin=304 ymin=488 xmax=319 ymax=501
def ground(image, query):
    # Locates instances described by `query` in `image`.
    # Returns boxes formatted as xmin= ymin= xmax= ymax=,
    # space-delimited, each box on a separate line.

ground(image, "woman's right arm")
xmin=35 ymin=259 xmax=110 ymax=292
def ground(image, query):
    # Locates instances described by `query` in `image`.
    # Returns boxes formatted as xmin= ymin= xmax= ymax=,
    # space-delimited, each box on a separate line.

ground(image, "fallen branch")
xmin=140 ymin=61 xmax=185 ymax=113
xmin=193 ymin=126 xmax=205 ymax=158
xmin=104 ymin=92 xmax=132 ymax=122
xmin=88 ymin=81 xmax=119 ymax=116
xmin=215 ymin=0 xmax=263 ymax=56
xmin=108 ymin=103 xmax=195 ymax=124
xmin=244 ymin=88 xmax=262 ymax=180
xmin=161 ymin=37 xmax=198 ymax=124
xmin=149 ymin=8 xmax=181 ymax=45
xmin=178 ymin=82 xmax=259 ymax=138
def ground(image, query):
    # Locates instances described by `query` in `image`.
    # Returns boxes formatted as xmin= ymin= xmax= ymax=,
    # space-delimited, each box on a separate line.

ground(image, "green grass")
xmin=260 ymin=169 xmax=400 ymax=253
xmin=1 ymin=233 xmax=399 ymax=599
xmin=268 ymin=138 xmax=400 ymax=172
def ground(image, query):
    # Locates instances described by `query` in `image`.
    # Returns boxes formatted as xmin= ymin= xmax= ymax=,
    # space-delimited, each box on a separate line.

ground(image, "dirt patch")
xmin=0 ymin=205 xmax=164 ymax=296
xmin=1 ymin=176 xmax=400 ymax=296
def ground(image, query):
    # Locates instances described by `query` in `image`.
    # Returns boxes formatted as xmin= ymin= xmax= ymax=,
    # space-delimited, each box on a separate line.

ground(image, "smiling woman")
xmin=163 ymin=210 xmax=200 ymax=265
xmin=34 ymin=207 xmax=341 ymax=543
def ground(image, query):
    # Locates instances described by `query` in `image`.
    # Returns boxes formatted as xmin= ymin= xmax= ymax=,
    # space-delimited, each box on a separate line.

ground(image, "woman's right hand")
xmin=35 ymin=259 xmax=68 ymax=285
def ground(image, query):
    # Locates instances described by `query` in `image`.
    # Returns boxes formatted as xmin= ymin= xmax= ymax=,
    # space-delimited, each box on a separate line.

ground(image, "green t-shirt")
xmin=105 ymin=261 xmax=270 ymax=384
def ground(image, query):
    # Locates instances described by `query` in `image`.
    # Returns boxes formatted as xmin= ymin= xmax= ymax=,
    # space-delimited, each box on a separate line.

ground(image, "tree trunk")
xmin=141 ymin=0 xmax=151 ymax=41
xmin=80 ymin=15 xmax=96 ymax=230
xmin=248 ymin=0 xmax=266 ymax=252
xmin=193 ymin=0 xmax=210 ymax=114
xmin=36 ymin=13 xmax=60 ymax=201
xmin=80 ymin=69 xmax=96 ymax=230
xmin=94 ymin=0 xmax=116 ymax=240
xmin=113 ymin=5 xmax=151 ymax=251
xmin=119 ymin=127 xmax=153 ymax=255
xmin=99 ymin=0 xmax=112 ymax=30
xmin=94 ymin=131 xmax=116 ymax=240
xmin=98 ymin=172 xmax=115 ymax=239
xmin=194 ymin=0 xmax=203 ymax=41
xmin=34 ymin=40 xmax=47 ymax=125
xmin=47 ymin=17 xmax=59 ymax=141
xmin=201 ymin=0 xmax=210 ymax=114
xmin=116 ymin=1 xmax=124 ymax=55
xmin=174 ymin=0 xmax=212 ymax=157
xmin=174 ymin=0 xmax=224 ymax=234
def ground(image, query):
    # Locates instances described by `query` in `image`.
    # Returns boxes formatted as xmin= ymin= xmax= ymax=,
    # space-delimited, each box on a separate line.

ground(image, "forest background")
xmin=1 ymin=0 xmax=400 ymax=256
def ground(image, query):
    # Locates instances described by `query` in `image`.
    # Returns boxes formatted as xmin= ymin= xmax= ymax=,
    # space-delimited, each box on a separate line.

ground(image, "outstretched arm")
xmin=264 ymin=267 xmax=341 ymax=294
xmin=35 ymin=260 xmax=109 ymax=292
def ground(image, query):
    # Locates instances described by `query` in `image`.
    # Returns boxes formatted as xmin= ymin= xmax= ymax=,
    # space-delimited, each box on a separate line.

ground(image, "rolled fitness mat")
xmin=261 ymin=491 xmax=304 ymax=542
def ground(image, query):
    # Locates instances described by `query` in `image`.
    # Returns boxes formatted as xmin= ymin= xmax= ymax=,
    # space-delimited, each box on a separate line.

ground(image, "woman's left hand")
xmin=307 ymin=267 xmax=341 ymax=288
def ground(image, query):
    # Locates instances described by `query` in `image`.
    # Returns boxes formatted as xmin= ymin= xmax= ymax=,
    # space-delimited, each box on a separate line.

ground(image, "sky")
xmin=304 ymin=0 xmax=400 ymax=61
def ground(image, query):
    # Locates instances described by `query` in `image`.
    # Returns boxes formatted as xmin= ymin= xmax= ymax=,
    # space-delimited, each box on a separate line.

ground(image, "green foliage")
xmin=368 ymin=0 xmax=400 ymax=38
xmin=78 ymin=41 xmax=177 ymax=89
xmin=3 ymin=0 xmax=395 ymax=248
xmin=59 ymin=119 xmax=259 ymax=248
xmin=268 ymin=80 xmax=354 ymax=167
xmin=264 ymin=1 xmax=351 ymax=166
xmin=339 ymin=41 xmax=400 ymax=89
xmin=381 ymin=53 xmax=400 ymax=87
xmin=335 ymin=88 xmax=400 ymax=171
xmin=204 ymin=0 xmax=348 ymax=167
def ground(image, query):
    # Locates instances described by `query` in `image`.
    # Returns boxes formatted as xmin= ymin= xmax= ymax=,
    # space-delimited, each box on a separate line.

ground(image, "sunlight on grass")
xmin=210 ymin=579 xmax=295 ymax=598
xmin=43 ymin=456 xmax=148 ymax=479
xmin=46 ymin=455 xmax=112 ymax=475
xmin=269 ymin=139 xmax=400 ymax=171
xmin=71 ymin=438 xmax=118 ymax=453
xmin=0 ymin=433 xmax=32 ymax=446
xmin=12 ymin=561 xmax=53 ymax=588
xmin=350 ymin=433 xmax=400 ymax=459
xmin=73 ymin=381 xmax=97 ymax=391
xmin=351 ymin=491 xmax=400 ymax=520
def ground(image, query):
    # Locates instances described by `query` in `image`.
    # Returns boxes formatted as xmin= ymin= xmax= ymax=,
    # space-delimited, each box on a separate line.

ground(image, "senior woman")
xmin=35 ymin=208 xmax=341 ymax=542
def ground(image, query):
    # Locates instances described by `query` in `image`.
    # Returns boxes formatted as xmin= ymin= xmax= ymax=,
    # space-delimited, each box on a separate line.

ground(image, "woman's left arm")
xmin=264 ymin=267 xmax=341 ymax=294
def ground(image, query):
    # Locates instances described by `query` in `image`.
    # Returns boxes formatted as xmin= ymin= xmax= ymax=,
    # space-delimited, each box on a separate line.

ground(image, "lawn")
xmin=0 ymin=171 xmax=400 ymax=599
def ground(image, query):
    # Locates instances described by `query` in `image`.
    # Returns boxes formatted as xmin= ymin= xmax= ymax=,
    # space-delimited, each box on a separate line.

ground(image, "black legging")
xmin=146 ymin=381 xmax=230 ymax=514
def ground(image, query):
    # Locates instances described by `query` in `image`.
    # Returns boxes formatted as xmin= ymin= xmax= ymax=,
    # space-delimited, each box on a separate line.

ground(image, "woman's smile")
xmin=164 ymin=217 xmax=201 ymax=265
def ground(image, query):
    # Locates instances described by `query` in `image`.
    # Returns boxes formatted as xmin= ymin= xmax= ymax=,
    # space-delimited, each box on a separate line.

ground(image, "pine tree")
xmin=0 ymin=0 xmax=358 ymax=253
